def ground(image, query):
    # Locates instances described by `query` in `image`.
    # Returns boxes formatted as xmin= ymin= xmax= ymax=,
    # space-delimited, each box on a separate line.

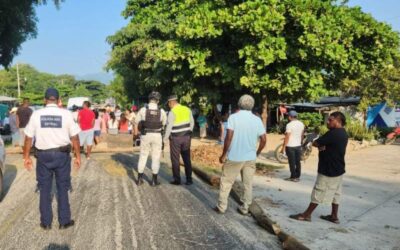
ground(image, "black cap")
xmin=45 ymin=88 xmax=59 ymax=100
xmin=167 ymin=94 xmax=178 ymax=101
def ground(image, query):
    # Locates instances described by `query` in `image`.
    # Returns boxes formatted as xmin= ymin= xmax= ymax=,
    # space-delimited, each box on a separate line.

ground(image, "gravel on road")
xmin=0 ymin=153 xmax=280 ymax=250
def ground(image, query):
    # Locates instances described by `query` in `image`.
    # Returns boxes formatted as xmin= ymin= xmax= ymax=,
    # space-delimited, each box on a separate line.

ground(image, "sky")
xmin=12 ymin=0 xmax=400 ymax=83
xmin=14 ymin=0 xmax=128 ymax=82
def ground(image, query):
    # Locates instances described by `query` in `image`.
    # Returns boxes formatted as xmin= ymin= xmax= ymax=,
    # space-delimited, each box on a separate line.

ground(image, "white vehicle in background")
xmin=0 ymin=137 xmax=5 ymax=197
xmin=67 ymin=97 xmax=91 ymax=110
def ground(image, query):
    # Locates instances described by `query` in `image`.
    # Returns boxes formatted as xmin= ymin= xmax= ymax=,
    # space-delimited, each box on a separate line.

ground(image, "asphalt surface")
xmin=0 ymin=153 xmax=280 ymax=250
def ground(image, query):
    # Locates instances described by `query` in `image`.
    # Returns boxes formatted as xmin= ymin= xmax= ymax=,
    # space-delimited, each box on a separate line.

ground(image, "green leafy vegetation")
xmin=108 ymin=0 xmax=400 ymax=109
xmin=0 ymin=64 xmax=108 ymax=104
xmin=0 ymin=0 xmax=64 ymax=68
xmin=298 ymin=112 xmax=323 ymax=130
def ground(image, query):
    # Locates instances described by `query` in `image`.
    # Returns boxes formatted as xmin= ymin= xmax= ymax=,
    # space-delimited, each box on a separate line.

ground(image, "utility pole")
xmin=16 ymin=63 xmax=21 ymax=98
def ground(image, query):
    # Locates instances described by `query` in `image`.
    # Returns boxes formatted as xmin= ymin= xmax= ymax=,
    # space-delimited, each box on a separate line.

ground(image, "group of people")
xmin=4 ymin=98 xmax=33 ymax=149
xmin=21 ymin=87 xmax=349 ymax=231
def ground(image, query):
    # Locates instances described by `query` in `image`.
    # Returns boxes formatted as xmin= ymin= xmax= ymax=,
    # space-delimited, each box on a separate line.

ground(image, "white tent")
xmin=0 ymin=96 xmax=17 ymax=102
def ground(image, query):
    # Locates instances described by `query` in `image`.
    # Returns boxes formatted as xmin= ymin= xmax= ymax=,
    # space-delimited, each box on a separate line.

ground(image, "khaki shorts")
xmin=311 ymin=174 xmax=343 ymax=205
xmin=19 ymin=128 xmax=26 ymax=146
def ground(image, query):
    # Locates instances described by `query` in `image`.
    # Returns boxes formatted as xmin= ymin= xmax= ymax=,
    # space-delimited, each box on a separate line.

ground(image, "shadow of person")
xmin=111 ymin=153 xmax=140 ymax=183
xmin=111 ymin=152 xmax=174 ymax=185
xmin=1 ymin=164 xmax=17 ymax=201
xmin=42 ymin=243 xmax=70 ymax=250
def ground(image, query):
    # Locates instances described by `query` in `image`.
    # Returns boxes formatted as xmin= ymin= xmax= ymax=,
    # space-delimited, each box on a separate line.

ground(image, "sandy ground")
xmin=254 ymin=141 xmax=400 ymax=250
xmin=0 ymin=152 xmax=280 ymax=250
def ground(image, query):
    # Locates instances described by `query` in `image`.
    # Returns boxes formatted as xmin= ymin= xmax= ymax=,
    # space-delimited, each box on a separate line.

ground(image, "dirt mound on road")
xmin=191 ymin=145 xmax=223 ymax=169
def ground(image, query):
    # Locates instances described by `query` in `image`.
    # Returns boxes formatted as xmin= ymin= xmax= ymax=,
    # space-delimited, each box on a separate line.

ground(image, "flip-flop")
xmin=289 ymin=213 xmax=311 ymax=222
xmin=320 ymin=215 xmax=340 ymax=224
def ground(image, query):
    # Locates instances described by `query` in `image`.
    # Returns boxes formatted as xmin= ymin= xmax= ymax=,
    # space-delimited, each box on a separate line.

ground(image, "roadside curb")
xmin=231 ymin=182 xmax=310 ymax=250
xmin=192 ymin=166 xmax=220 ymax=187
xmin=190 ymin=164 xmax=310 ymax=250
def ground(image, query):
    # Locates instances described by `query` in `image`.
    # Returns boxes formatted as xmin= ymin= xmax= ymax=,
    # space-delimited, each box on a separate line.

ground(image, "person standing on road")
xmin=78 ymin=101 xmax=95 ymax=160
xmin=9 ymin=107 xmax=20 ymax=147
xmin=215 ymin=95 xmax=266 ymax=215
xmin=290 ymin=111 xmax=348 ymax=224
xmin=16 ymin=98 xmax=33 ymax=150
xmin=23 ymin=88 xmax=81 ymax=230
xmin=134 ymin=91 xmax=167 ymax=186
xmin=281 ymin=110 xmax=305 ymax=182
xmin=163 ymin=95 xmax=194 ymax=185
xmin=196 ymin=112 xmax=208 ymax=140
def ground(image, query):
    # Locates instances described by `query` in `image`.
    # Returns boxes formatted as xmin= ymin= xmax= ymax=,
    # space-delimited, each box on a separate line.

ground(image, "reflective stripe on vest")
xmin=171 ymin=104 xmax=191 ymax=134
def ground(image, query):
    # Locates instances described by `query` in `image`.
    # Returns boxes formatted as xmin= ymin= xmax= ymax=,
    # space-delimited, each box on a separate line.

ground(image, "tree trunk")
xmin=362 ymin=110 xmax=367 ymax=128
xmin=261 ymin=95 xmax=268 ymax=129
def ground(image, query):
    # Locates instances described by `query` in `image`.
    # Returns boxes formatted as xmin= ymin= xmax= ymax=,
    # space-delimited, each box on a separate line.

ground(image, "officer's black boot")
xmin=151 ymin=174 xmax=160 ymax=186
xmin=137 ymin=173 xmax=144 ymax=186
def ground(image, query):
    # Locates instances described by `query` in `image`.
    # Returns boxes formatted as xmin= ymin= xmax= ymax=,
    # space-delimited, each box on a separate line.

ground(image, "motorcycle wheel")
xmin=275 ymin=144 xmax=288 ymax=164
xmin=384 ymin=137 xmax=396 ymax=145
xmin=301 ymin=147 xmax=312 ymax=161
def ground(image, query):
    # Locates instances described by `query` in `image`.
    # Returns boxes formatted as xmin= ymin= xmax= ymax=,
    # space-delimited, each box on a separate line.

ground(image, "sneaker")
xmin=170 ymin=180 xmax=181 ymax=185
xmin=237 ymin=207 xmax=250 ymax=216
xmin=284 ymin=177 xmax=295 ymax=181
xmin=213 ymin=206 xmax=225 ymax=214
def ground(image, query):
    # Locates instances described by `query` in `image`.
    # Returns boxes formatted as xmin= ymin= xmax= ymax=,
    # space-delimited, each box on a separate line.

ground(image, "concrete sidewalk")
xmin=253 ymin=145 xmax=400 ymax=250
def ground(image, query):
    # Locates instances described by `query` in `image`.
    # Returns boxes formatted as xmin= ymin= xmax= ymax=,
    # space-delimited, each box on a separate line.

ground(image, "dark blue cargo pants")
xmin=36 ymin=151 xmax=71 ymax=226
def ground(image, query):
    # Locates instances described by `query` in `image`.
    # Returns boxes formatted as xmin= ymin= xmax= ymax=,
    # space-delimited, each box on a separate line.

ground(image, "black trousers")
xmin=36 ymin=151 xmax=71 ymax=226
xmin=170 ymin=135 xmax=192 ymax=182
xmin=285 ymin=146 xmax=302 ymax=178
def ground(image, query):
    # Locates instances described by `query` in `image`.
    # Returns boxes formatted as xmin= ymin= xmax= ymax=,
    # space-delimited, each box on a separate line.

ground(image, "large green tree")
xmin=0 ymin=0 xmax=64 ymax=68
xmin=108 ymin=0 xmax=400 ymax=113
xmin=0 ymin=64 xmax=108 ymax=104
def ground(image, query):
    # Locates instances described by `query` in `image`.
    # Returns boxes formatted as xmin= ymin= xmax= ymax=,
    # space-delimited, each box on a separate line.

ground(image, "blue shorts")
xmin=94 ymin=130 xmax=101 ymax=137
xmin=79 ymin=129 xmax=94 ymax=146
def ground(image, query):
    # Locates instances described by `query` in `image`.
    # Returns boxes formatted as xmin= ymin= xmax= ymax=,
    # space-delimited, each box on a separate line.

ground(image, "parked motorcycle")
xmin=274 ymin=132 xmax=318 ymax=164
xmin=385 ymin=127 xmax=400 ymax=145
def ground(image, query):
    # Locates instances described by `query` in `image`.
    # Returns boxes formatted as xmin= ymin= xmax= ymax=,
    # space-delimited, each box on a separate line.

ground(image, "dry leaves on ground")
xmin=191 ymin=144 xmax=223 ymax=168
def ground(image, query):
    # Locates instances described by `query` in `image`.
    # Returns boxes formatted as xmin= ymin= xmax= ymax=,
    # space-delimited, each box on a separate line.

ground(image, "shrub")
xmin=298 ymin=112 xmax=323 ymax=131
xmin=345 ymin=115 xmax=378 ymax=141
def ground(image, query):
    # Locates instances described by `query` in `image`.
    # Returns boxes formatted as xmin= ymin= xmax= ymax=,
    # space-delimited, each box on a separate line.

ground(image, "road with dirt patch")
xmin=0 ymin=153 xmax=280 ymax=250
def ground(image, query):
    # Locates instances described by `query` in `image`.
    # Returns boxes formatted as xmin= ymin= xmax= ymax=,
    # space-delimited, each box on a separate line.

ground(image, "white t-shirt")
xmin=285 ymin=120 xmax=305 ymax=147
xmin=108 ymin=119 xmax=119 ymax=129
xmin=24 ymin=104 xmax=81 ymax=150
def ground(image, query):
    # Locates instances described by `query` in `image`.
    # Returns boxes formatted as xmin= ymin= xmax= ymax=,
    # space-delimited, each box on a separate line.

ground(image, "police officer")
xmin=163 ymin=95 xmax=194 ymax=185
xmin=23 ymin=88 xmax=81 ymax=230
xmin=134 ymin=91 xmax=167 ymax=186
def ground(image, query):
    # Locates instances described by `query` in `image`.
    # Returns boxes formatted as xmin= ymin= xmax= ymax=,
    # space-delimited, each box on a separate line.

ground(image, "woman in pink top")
xmin=93 ymin=110 xmax=102 ymax=144
xmin=101 ymin=108 xmax=110 ymax=134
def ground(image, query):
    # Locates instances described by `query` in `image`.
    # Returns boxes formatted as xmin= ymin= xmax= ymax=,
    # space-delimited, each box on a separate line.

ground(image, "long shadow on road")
xmin=1 ymin=164 xmax=17 ymax=201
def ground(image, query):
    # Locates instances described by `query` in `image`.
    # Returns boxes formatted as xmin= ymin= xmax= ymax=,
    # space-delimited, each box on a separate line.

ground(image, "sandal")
xmin=320 ymin=215 xmax=340 ymax=224
xmin=289 ymin=213 xmax=311 ymax=222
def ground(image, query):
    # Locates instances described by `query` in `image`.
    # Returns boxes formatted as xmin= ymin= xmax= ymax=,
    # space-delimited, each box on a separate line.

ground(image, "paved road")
xmin=0 ymin=153 xmax=280 ymax=250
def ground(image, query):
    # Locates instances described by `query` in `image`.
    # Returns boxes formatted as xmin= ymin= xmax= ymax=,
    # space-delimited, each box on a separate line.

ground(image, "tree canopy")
xmin=0 ymin=64 xmax=108 ymax=104
xmin=107 ymin=0 xmax=400 ymax=106
xmin=0 ymin=0 xmax=64 ymax=68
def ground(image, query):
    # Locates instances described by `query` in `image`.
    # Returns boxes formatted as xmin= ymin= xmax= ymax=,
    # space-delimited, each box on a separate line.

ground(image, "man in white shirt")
xmin=23 ymin=88 xmax=81 ymax=230
xmin=281 ymin=110 xmax=304 ymax=182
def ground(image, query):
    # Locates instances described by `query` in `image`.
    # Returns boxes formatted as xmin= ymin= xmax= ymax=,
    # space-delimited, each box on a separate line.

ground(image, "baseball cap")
xmin=288 ymin=110 xmax=298 ymax=117
xmin=45 ymin=88 xmax=59 ymax=100
xmin=10 ymin=107 xmax=18 ymax=113
xmin=167 ymin=94 xmax=178 ymax=101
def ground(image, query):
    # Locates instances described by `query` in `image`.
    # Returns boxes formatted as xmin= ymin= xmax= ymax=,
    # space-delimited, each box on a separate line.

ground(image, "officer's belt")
xmin=145 ymin=129 xmax=162 ymax=133
xmin=171 ymin=131 xmax=191 ymax=137
xmin=36 ymin=145 xmax=71 ymax=153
